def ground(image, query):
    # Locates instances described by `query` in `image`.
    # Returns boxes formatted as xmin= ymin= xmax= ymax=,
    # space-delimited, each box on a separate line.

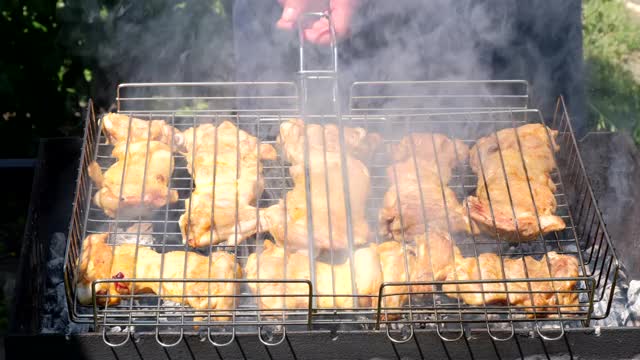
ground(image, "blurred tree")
xmin=583 ymin=0 xmax=640 ymax=144
xmin=0 ymin=0 xmax=233 ymax=158
xmin=0 ymin=2 xmax=233 ymax=333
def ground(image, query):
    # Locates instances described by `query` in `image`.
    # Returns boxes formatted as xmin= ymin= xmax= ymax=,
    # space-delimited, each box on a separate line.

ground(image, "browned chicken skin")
xmin=260 ymin=119 xmax=381 ymax=251
xmin=382 ymin=230 xmax=579 ymax=317
xmin=177 ymin=121 xmax=277 ymax=247
xmin=101 ymin=113 xmax=178 ymax=145
xmin=376 ymin=241 xmax=418 ymax=311
xmin=466 ymin=124 xmax=566 ymax=241
xmin=243 ymin=233 xmax=578 ymax=318
xmin=413 ymin=230 xmax=458 ymax=286
xmin=244 ymin=240 xmax=383 ymax=311
xmin=243 ymin=240 xmax=312 ymax=311
xmin=390 ymin=230 xmax=579 ymax=316
xmin=277 ymin=119 xmax=382 ymax=164
xmin=76 ymin=233 xmax=241 ymax=316
xmin=89 ymin=140 xmax=179 ymax=218
xmin=443 ymin=248 xmax=579 ymax=315
xmin=379 ymin=133 xmax=474 ymax=240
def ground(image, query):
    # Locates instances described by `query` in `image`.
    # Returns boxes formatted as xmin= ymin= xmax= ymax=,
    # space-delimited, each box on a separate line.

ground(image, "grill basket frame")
xmin=63 ymin=81 xmax=620 ymax=347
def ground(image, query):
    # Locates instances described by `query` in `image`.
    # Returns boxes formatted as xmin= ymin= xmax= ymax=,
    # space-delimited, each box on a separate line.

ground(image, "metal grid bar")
xmin=349 ymin=80 xmax=529 ymax=114
xmin=63 ymin=83 xmax=619 ymax=348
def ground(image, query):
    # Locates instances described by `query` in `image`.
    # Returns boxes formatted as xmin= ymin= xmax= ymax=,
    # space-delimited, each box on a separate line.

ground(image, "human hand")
xmin=276 ymin=0 xmax=358 ymax=45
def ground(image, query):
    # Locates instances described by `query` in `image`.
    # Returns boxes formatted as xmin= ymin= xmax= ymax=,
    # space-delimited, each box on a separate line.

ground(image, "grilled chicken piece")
xmin=391 ymin=133 xmax=470 ymax=178
xmin=244 ymin=240 xmax=312 ymax=311
xmin=375 ymin=230 xmax=456 ymax=310
xmin=412 ymin=230 xmax=458 ymax=287
xmin=376 ymin=241 xmax=418 ymax=312
xmin=76 ymin=233 xmax=241 ymax=316
xmin=315 ymin=244 xmax=382 ymax=309
xmin=470 ymin=123 xmax=559 ymax=179
xmin=277 ymin=118 xmax=382 ymax=164
xmin=372 ymin=236 xmax=449 ymax=318
xmin=379 ymin=133 xmax=474 ymax=240
xmin=466 ymin=124 xmax=565 ymax=241
xmin=261 ymin=150 xmax=371 ymax=250
xmin=377 ymin=230 xmax=579 ymax=317
xmin=88 ymin=113 xmax=181 ymax=218
xmin=260 ymin=119 xmax=380 ymax=251
xmin=88 ymin=141 xmax=179 ymax=218
xmin=177 ymin=122 xmax=277 ymax=247
xmin=442 ymin=249 xmax=579 ymax=315
xmin=102 ymin=113 xmax=179 ymax=145
xmin=244 ymin=241 xmax=383 ymax=311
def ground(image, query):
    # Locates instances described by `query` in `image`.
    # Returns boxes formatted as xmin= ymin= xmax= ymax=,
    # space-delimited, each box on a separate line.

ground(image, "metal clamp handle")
xmin=102 ymin=327 xmax=132 ymax=347
xmin=296 ymin=12 xmax=339 ymax=75
xmin=486 ymin=321 xmax=516 ymax=342
xmin=535 ymin=322 xmax=565 ymax=341
xmin=296 ymin=11 xmax=341 ymax=117
xmin=386 ymin=324 xmax=415 ymax=344
xmin=155 ymin=327 xmax=184 ymax=347
xmin=436 ymin=323 xmax=466 ymax=342
xmin=208 ymin=326 xmax=236 ymax=347
xmin=258 ymin=325 xmax=287 ymax=346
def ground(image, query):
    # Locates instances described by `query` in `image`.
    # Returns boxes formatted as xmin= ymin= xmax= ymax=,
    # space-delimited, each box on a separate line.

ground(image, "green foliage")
xmin=0 ymin=0 xmax=232 ymax=158
xmin=0 ymin=0 xmax=232 ymax=334
xmin=583 ymin=0 xmax=640 ymax=144
xmin=0 ymin=1 xmax=84 ymax=157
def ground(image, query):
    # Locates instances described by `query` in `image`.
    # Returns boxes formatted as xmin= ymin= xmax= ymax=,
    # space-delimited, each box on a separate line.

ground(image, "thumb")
xmin=276 ymin=0 xmax=310 ymax=30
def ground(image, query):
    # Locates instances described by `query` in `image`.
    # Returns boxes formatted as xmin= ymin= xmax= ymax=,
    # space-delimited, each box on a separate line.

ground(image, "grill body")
xmin=9 ymin=126 xmax=639 ymax=360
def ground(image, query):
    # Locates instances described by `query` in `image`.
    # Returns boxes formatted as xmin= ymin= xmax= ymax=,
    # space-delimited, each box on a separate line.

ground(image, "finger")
xmin=329 ymin=0 xmax=356 ymax=39
xmin=276 ymin=0 xmax=310 ymax=30
xmin=303 ymin=18 xmax=331 ymax=45
xmin=303 ymin=0 xmax=356 ymax=44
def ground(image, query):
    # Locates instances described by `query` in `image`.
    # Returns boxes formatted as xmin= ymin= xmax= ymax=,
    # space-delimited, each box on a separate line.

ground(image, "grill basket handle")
xmin=296 ymin=12 xmax=338 ymax=74
xmin=296 ymin=11 xmax=341 ymax=117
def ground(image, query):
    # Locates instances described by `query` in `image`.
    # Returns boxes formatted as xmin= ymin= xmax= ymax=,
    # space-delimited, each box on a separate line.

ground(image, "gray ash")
xmin=40 ymin=232 xmax=89 ymax=334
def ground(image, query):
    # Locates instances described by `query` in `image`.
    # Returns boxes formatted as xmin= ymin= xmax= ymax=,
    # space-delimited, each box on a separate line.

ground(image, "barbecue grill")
xmin=6 ymin=12 xmax=635 ymax=360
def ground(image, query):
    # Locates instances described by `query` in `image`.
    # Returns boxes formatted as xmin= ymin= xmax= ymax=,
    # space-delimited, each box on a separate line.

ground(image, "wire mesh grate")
xmin=63 ymin=82 xmax=619 ymax=347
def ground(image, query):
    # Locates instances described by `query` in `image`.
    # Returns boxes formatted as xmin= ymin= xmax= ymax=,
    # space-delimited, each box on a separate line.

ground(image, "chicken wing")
xmin=442 ymin=248 xmax=579 ymax=316
xmin=466 ymin=124 xmax=565 ymax=241
xmin=88 ymin=140 xmax=179 ymax=218
xmin=76 ymin=233 xmax=241 ymax=317
xmin=177 ymin=121 xmax=277 ymax=247
xmin=260 ymin=119 xmax=380 ymax=251
xmin=379 ymin=133 xmax=474 ymax=241
xmin=244 ymin=241 xmax=383 ymax=311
